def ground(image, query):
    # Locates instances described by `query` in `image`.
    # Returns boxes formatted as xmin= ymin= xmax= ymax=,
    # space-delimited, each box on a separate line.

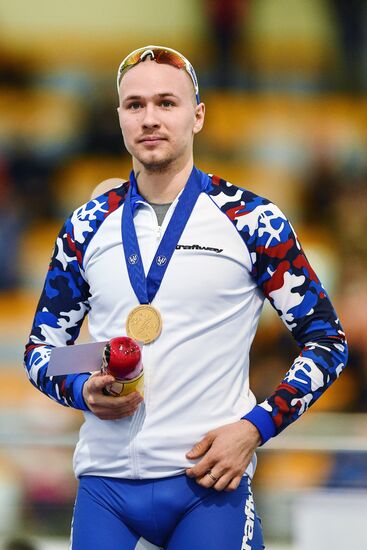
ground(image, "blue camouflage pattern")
xmin=209 ymin=174 xmax=347 ymax=434
xmin=24 ymin=185 xmax=128 ymax=408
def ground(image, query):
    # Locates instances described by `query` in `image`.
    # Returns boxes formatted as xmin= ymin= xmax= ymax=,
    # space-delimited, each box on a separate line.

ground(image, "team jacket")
xmin=24 ymin=168 xmax=348 ymax=480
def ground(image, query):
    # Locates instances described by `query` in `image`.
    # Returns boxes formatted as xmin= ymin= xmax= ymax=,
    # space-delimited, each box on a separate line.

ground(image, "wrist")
xmin=240 ymin=419 xmax=262 ymax=447
xmin=73 ymin=373 xmax=91 ymax=411
xmin=242 ymin=404 xmax=277 ymax=445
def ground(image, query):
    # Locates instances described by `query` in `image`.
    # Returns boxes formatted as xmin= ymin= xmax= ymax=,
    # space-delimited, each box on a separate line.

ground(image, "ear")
xmin=193 ymin=103 xmax=205 ymax=135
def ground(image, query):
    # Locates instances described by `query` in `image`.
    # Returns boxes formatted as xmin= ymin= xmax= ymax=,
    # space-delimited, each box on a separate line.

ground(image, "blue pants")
xmin=71 ymin=474 xmax=264 ymax=549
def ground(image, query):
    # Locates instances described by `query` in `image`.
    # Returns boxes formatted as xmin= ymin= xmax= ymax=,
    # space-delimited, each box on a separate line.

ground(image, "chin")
xmin=137 ymin=152 xmax=177 ymax=172
xmin=142 ymin=159 xmax=174 ymax=173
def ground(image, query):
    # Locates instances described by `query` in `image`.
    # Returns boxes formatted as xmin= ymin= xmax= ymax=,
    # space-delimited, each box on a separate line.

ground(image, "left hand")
xmin=185 ymin=420 xmax=261 ymax=492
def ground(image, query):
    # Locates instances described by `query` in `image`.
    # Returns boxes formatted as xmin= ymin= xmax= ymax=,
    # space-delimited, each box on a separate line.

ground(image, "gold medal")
xmin=126 ymin=304 xmax=162 ymax=344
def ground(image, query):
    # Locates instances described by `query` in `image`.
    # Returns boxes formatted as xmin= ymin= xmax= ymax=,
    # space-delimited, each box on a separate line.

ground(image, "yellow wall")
xmin=0 ymin=0 xmax=204 ymax=43
xmin=0 ymin=0 xmax=338 ymax=70
xmin=0 ymin=0 xmax=206 ymax=66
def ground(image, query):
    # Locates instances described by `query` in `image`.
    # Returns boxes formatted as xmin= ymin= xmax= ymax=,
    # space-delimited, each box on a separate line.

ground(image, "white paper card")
xmin=47 ymin=341 xmax=108 ymax=376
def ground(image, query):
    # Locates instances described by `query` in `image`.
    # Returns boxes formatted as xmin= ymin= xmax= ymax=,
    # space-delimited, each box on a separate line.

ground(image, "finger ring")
xmin=206 ymin=469 xmax=219 ymax=482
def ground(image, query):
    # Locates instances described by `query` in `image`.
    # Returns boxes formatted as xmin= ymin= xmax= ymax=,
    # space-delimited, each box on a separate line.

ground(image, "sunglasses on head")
xmin=116 ymin=45 xmax=200 ymax=104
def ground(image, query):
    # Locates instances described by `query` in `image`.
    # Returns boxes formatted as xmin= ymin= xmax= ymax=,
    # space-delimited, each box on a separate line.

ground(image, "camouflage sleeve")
xmin=239 ymin=199 xmax=348 ymax=443
xmin=24 ymin=217 xmax=91 ymax=410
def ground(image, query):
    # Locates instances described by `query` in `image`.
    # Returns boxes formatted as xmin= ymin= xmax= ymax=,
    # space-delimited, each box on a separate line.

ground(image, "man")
xmin=25 ymin=46 xmax=348 ymax=549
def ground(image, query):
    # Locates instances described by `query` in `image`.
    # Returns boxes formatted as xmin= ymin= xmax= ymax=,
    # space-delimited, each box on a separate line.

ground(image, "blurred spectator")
xmin=325 ymin=451 xmax=367 ymax=488
xmin=0 ymin=157 xmax=22 ymax=290
xmin=331 ymin=0 xmax=367 ymax=93
xmin=21 ymin=451 xmax=77 ymax=537
xmin=0 ymin=48 xmax=31 ymax=88
xmin=4 ymin=538 xmax=37 ymax=550
xmin=204 ymin=0 xmax=250 ymax=88
xmin=7 ymin=142 xmax=55 ymax=222
xmin=331 ymin=175 xmax=367 ymax=258
xmin=336 ymin=249 xmax=367 ymax=412
xmin=302 ymin=152 xmax=342 ymax=230
xmin=83 ymin=91 xmax=128 ymax=156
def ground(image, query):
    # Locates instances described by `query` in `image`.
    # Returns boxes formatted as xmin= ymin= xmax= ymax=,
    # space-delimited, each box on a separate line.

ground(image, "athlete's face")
xmin=117 ymin=59 xmax=205 ymax=171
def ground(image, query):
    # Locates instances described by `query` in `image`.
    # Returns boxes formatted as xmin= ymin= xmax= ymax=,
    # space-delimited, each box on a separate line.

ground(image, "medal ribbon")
xmin=122 ymin=166 xmax=209 ymax=304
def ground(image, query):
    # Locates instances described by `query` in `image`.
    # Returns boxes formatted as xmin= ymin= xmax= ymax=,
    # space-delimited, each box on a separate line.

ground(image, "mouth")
xmin=138 ymin=136 xmax=167 ymax=145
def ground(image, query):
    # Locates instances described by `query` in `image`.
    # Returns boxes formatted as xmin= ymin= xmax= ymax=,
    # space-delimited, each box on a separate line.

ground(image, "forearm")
xmin=243 ymin=330 xmax=348 ymax=444
xmin=24 ymin=217 xmax=91 ymax=409
xmin=24 ymin=343 xmax=90 ymax=410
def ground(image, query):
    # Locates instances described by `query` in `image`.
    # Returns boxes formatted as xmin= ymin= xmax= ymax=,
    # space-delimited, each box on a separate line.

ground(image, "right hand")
xmin=82 ymin=372 xmax=143 ymax=420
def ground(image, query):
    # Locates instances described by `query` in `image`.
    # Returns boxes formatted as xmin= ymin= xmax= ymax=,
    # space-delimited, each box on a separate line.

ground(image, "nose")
xmin=142 ymin=103 xmax=160 ymax=129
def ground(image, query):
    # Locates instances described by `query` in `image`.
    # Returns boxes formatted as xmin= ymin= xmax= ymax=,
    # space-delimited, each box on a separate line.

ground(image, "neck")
xmin=132 ymin=156 xmax=194 ymax=204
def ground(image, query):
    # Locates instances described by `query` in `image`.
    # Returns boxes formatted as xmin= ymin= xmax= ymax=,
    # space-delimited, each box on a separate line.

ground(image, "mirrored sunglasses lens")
xmin=121 ymin=51 xmax=142 ymax=72
xmin=154 ymin=50 xmax=186 ymax=69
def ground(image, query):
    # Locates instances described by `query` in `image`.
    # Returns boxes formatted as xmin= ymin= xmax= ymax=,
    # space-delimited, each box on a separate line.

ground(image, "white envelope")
xmin=47 ymin=341 xmax=108 ymax=376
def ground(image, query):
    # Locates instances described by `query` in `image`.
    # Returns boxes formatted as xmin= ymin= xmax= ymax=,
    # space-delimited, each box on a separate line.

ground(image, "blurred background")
xmin=0 ymin=0 xmax=366 ymax=548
